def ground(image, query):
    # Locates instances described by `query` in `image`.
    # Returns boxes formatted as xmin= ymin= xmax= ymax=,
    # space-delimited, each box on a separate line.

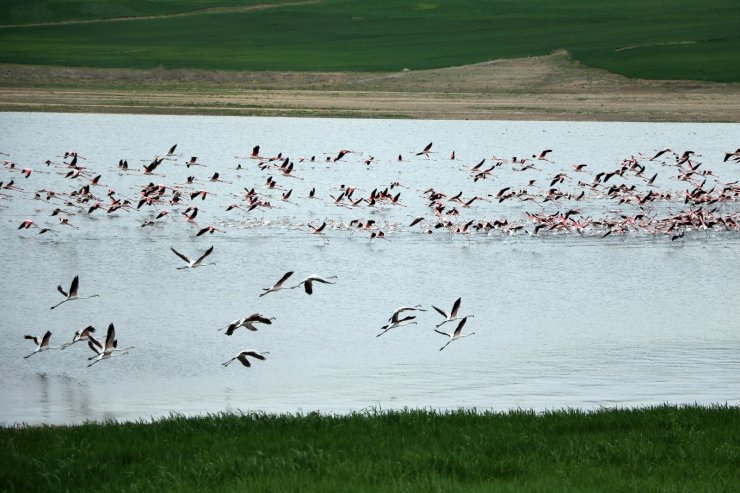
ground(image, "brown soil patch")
xmin=1 ymin=52 xmax=738 ymax=121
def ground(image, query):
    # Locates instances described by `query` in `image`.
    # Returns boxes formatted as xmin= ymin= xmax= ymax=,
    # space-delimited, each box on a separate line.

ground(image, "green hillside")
xmin=1 ymin=0 xmax=739 ymax=82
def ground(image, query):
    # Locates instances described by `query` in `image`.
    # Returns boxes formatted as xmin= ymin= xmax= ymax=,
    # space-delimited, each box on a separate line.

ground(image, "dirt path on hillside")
xmin=0 ymin=1 xmax=318 ymax=29
xmin=1 ymin=52 xmax=738 ymax=121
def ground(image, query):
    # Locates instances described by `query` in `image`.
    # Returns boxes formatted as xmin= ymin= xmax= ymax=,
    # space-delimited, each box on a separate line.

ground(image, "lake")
xmin=0 ymin=113 xmax=738 ymax=425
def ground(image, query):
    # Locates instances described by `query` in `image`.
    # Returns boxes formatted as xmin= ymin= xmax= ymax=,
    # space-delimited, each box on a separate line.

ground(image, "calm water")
xmin=0 ymin=113 xmax=738 ymax=425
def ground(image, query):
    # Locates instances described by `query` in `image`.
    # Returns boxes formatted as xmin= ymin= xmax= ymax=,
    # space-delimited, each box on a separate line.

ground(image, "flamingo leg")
xmin=50 ymin=299 xmax=68 ymax=310
xmin=439 ymin=340 xmax=453 ymax=351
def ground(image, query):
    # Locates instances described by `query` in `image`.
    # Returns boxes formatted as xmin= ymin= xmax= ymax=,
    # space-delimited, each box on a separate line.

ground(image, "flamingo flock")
xmin=6 ymin=136 xmax=739 ymax=370
xmin=2 ymin=140 xmax=737 ymax=243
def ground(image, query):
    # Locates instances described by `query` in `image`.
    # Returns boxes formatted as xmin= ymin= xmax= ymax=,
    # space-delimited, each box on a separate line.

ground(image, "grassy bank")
xmin=1 ymin=405 xmax=737 ymax=492
xmin=1 ymin=1 xmax=739 ymax=82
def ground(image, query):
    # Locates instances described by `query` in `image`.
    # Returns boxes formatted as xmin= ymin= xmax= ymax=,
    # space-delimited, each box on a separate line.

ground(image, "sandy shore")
xmin=1 ymin=52 xmax=738 ymax=121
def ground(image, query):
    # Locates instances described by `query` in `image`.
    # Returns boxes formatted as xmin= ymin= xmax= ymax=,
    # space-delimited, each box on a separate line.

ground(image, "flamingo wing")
xmin=244 ymin=351 xmax=267 ymax=360
xmin=274 ymin=271 xmax=294 ymax=288
xmin=193 ymin=245 xmax=214 ymax=266
xmin=57 ymin=285 xmax=68 ymax=298
xmin=247 ymin=314 xmax=273 ymax=325
xmin=450 ymin=297 xmax=462 ymax=318
xmin=41 ymin=331 xmax=52 ymax=347
xmin=432 ymin=305 xmax=448 ymax=318
xmin=105 ymin=323 xmax=116 ymax=348
xmin=310 ymin=276 xmax=334 ymax=284
xmin=87 ymin=340 xmax=102 ymax=355
xmin=453 ymin=317 xmax=469 ymax=337
xmin=170 ymin=247 xmax=191 ymax=265
xmin=24 ymin=335 xmax=39 ymax=346
xmin=69 ymin=276 xmax=79 ymax=297
xmin=88 ymin=334 xmax=102 ymax=349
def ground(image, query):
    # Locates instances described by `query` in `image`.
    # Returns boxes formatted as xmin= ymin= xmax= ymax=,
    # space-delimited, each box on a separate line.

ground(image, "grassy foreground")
xmin=1 ymin=405 xmax=737 ymax=492
xmin=1 ymin=0 xmax=739 ymax=82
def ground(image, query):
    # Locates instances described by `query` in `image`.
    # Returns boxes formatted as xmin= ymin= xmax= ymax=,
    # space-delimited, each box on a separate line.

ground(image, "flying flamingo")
xmin=170 ymin=245 xmax=215 ymax=269
xmin=416 ymin=142 xmax=433 ymax=157
xmin=221 ymin=313 xmax=276 ymax=335
xmin=377 ymin=314 xmax=417 ymax=337
xmin=60 ymin=325 xmax=97 ymax=349
xmin=51 ymin=276 xmax=100 ymax=310
xmin=88 ymin=323 xmax=133 ymax=367
xmin=387 ymin=305 xmax=427 ymax=321
xmin=435 ymin=316 xmax=476 ymax=351
xmin=259 ymin=271 xmax=294 ymax=297
xmin=290 ymin=275 xmax=337 ymax=295
xmin=24 ymin=331 xmax=60 ymax=358
xmin=222 ymin=350 xmax=269 ymax=368
xmin=432 ymin=297 xmax=474 ymax=328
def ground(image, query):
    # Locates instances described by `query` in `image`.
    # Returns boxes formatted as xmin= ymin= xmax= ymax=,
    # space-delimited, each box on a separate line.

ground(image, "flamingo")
xmin=221 ymin=313 xmax=276 ymax=335
xmin=88 ymin=323 xmax=133 ymax=367
xmin=51 ymin=276 xmax=100 ymax=310
xmin=222 ymin=350 xmax=269 ymax=368
xmin=387 ymin=305 xmax=427 ymax=321
xmin=170 ymin=245 xmax=215 ymax=269
xmin=416 ymin=142 xmax=433 ymax=157
xmin=432 ymin=297 xmax=473 ymax=328
xmin=309 ymin=222 xmax=327 ymax=236
xmin=435 ymin=316 xmax=475 ymax=351
xmin=259 ymin=271 xmax=294 ymax=297
xmin=196 ymin=225 xmax=224 ymax=237
xmin=377 ymin=314 xmax=417 ymax=337
xmin=534 ymin=149 xmax=553 ymax=160
xmin=24 ymin=331 xmax=60 ymax=358
xmin=290 ymin=275 xmax=337 ymax=295
xmin=60 ymin=325 xmax=97 ymax=349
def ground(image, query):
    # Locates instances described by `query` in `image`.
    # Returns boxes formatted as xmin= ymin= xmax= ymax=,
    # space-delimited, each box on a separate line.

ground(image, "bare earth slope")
xmin=1 ymin=51 xmax=738 ymax=121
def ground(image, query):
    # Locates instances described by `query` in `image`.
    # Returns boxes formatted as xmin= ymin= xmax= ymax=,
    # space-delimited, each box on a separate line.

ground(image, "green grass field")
xmin=1 ymin=405 xmax=737 ymax=492
xmin=0 ymin=0 xmax=739 ymax=82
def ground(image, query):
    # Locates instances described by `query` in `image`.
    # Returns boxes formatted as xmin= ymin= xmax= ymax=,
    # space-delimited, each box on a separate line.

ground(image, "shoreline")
xmin=3 ymin=402 xmax=738 ymax=428
xmin=2 ymin=52 xmax=739 ymax=121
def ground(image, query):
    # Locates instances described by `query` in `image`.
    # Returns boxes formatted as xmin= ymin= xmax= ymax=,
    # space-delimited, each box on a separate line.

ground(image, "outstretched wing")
xmin=170 ymin=247 xmax=191 ymax=264
xmin=450 ymin=297 xmax=462 ymax=318
xmin=274 ymin=271 xmax=294 ymax=288
xmin=453 ymin=317 xmax=468 ymax=336
xmin=432 ymin=305 xmax=448 ymax=318
xmin=88 ymin=334 xmax=102 ymax=349
xmin=41 ymin=331 xmax=52 ymax=347
xmin=193 ymin=245 xmax=214 ymax=266
xmin=24 ymin=335 xmax=39 ymax=346
xmin=69 ymin=276 xmax=79 ymax=297
xmin=237 ymin=354 xmax=252 ymax=367
xmin=105 ymin=323 xmax=116 ymax=348
xmin=57 ymin=285 xmax=68 ymax=298
xmin=434 ymin=329 xmax=451 ymax=338
xmin=244 ymin=351 xmax=267 ymax=360
xmin=246 ymin=313 xmax=273 ymax=325
xmin=87 ymin=339 xmax=102 ymax=355
xmin=304 ymin=280 xmax=313 ymax=295
xmin=310 ymin=276 xmax=334 ymax=285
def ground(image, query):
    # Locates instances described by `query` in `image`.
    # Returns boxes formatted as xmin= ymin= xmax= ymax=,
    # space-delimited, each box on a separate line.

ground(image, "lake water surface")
xmin=0 ymin=113 xmax=738 ymax=425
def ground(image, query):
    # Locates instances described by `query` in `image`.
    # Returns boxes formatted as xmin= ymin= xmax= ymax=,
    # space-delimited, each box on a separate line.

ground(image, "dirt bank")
xmin=1 ymin=52 xmax=738 ymax=121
